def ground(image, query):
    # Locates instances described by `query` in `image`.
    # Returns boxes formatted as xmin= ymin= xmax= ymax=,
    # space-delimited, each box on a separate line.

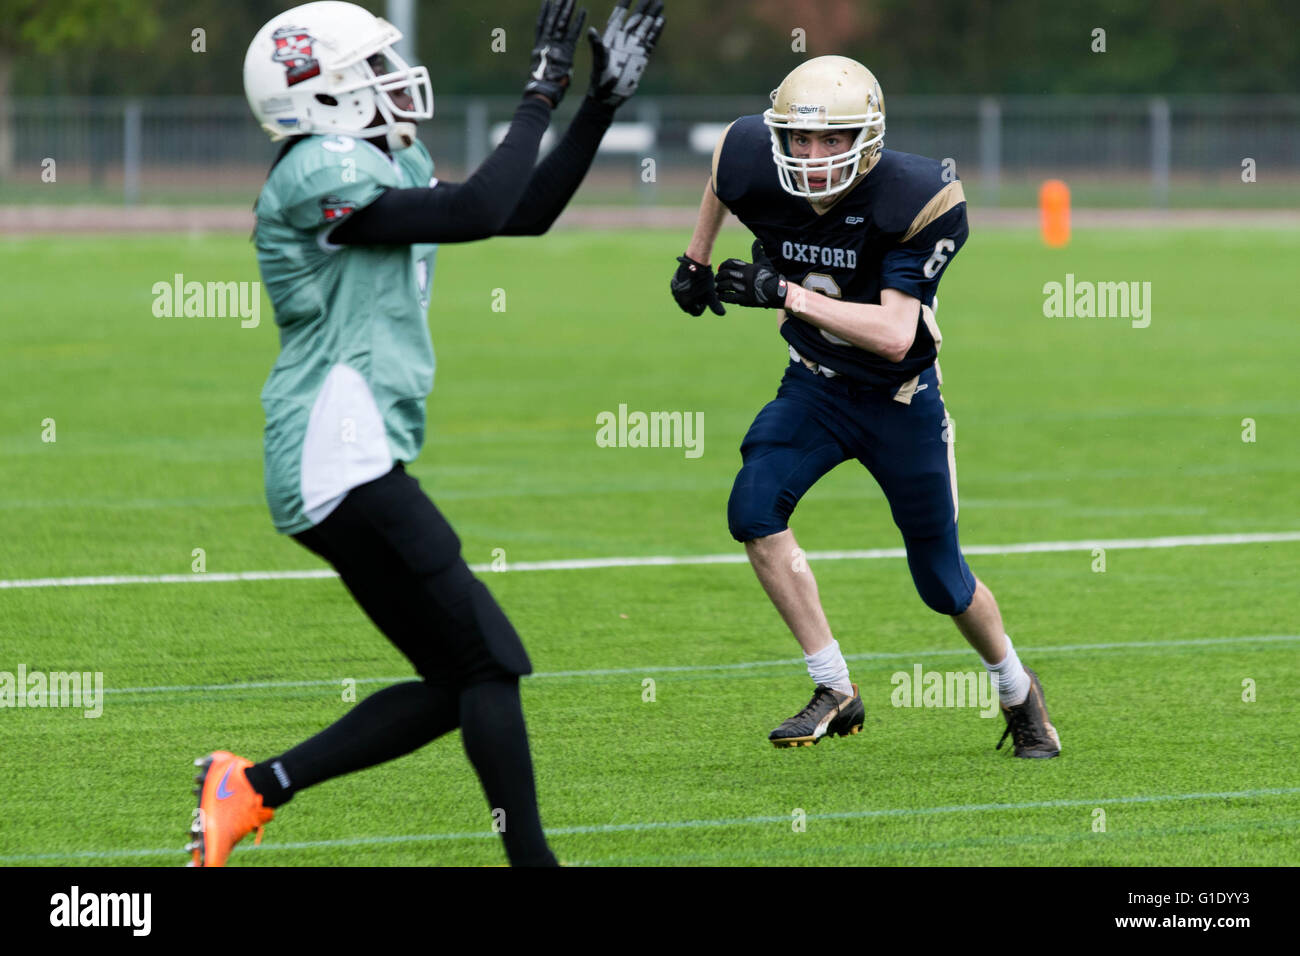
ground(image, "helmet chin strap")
xmin=386 ymin=122 xmax=416 ymax=151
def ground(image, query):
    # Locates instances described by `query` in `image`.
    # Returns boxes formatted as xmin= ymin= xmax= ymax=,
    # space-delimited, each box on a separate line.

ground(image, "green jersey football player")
xmin=188 ymin=0 xmax=665 ymax=868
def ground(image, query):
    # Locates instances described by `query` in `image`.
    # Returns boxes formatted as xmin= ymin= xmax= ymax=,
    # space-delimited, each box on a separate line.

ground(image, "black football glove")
xmin=524 ymin=0 xmax=587 ymax=107
xmin=716 ymin=239 xmax=788 ymax=308
xmin=587 ymin=0 xmax=666 ymax=108
xmin=670 ymin=254 xmax=726 ymax=316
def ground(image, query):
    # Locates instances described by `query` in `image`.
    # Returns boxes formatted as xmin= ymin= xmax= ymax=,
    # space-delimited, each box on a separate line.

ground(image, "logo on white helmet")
xmin=269 ymin=26 xmax=321 ymax=86
xmin=789 ymin=104 xmax=828 ymax=122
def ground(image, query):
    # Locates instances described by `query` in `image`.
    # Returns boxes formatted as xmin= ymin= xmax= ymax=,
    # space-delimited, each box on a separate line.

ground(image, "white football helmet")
xmin=243 ymin=1 xmax=433 ymax=151
xmin=763 ymin=55 xmax=885 ymax=200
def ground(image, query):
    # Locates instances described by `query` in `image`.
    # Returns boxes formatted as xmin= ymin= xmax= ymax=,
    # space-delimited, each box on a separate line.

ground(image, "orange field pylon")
xmin=1039 ymin=179 xmax=1071 ymax=247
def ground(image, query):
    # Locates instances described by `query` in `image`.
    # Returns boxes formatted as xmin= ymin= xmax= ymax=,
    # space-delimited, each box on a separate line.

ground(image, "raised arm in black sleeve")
xmin=498 ymin=95 xmax=617 ymax=236
xmin=330 ymin=96 xmax=552 ymax=245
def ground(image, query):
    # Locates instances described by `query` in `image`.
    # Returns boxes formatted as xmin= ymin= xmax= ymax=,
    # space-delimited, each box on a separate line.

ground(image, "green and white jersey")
xmin=254 ymin=133 xmax=438 ymax=534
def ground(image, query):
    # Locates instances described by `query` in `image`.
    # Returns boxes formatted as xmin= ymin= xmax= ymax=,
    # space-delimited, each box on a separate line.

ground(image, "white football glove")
xmin=587 ymin=0 xmax=665 ymax=107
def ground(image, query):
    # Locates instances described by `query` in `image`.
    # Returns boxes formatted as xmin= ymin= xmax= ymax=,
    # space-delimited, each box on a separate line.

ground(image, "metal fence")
xmin=4 ymin=94 xmax=1298 ymax=208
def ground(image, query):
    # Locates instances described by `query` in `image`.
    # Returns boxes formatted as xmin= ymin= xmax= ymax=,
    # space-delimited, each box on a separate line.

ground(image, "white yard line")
xmin=2 ymin=786 xmax=1296 ymax=863
xmin=95 ymin=633 xmax=1300 ymax=698
xmin=2 ymin=530 xmax=1298 ymax=590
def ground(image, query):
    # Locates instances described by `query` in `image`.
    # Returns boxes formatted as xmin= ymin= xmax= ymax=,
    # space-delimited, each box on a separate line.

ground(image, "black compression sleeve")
xmin=499 ymin=96 xmax=617 ymax=236
xmin=331 ymin=96 xmax=552 ymax=245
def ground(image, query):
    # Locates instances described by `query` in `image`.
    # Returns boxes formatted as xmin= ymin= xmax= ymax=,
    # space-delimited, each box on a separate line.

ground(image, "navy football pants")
xmin=728 ymin=360 xmax=977 ymax=615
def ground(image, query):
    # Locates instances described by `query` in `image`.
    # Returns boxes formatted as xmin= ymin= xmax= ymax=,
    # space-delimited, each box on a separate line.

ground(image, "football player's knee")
xmin=905 ymin=536 xmax=976 ymax=615
xmin=727 ymin=470 xmax=788 ymax=543
xmin=462 ymin=578 xmax=531 ymax=680
xmin=425 ymin=563 xmax=531 ymax=683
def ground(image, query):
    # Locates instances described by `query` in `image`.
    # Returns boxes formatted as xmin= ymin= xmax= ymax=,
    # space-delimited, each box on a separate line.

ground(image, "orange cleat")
xmin=186 ymin=751 xmax=274 ymax=867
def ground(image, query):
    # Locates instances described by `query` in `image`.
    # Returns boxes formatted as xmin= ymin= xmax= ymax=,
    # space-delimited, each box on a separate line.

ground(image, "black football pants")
xmin=250 ymin=464 xmax=556 ymax=866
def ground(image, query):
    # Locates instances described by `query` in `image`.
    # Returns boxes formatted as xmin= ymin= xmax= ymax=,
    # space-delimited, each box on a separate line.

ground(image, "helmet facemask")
xmin=344 ymin=49 xmax=432 ymax=145
xmin=314 ymin=44 xmax=432 ymax=150
xmin=764 ymin=101 xmax=884 ymax=200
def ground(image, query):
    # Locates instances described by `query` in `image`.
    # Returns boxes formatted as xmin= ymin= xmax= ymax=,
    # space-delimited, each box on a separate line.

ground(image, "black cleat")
xmin=996 ymin=667 xmax=1061 ymax=758
xmin=769 ymin=683 xmax=864 ymax=748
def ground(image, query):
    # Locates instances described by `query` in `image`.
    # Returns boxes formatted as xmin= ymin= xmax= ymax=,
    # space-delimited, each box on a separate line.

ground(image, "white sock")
xmin=804 ymin=639 xmax=853 ymax=697
xmin=984 ymin=634 xmax=1030 ymax=706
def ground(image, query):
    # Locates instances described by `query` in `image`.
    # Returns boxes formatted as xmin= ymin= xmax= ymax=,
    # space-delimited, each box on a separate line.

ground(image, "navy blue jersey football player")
xmin=670 ymin=56 xmax=1061 ymax=757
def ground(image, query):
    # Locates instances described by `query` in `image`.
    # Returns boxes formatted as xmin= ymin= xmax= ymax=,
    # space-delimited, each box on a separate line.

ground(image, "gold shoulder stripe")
xmin=901 ymin=180 xmax=965 ymax=243
xmin=711 ymin=120 xmax=738 ymax=194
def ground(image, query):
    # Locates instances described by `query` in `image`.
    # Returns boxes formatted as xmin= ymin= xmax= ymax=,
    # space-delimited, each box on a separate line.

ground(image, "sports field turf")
xmin=2 ymin=226 xmax=1297 ymax=866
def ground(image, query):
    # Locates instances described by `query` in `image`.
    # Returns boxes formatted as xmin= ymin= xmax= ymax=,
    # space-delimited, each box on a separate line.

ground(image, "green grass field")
xmin=2 ymin=226 xmax=1298 ymax=866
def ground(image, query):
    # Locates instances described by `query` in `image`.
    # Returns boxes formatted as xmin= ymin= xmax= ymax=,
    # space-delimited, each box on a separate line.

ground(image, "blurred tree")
xmin=0 ymin=0 xmax=161 ymax=177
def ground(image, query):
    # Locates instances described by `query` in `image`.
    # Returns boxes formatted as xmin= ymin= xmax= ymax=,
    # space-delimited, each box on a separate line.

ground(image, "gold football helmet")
xmin=763 ymin=55 xmax=885 ymax=199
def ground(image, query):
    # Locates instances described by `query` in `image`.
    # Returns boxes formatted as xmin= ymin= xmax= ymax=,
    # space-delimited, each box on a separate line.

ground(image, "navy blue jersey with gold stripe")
xmin=713 ymin=114 xmax=968 ymax=388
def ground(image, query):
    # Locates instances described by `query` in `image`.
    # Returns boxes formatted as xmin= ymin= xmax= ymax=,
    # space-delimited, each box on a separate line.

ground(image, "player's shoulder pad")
xmin=276 ymin=133 xmax=401 ymax=182
xmin=267 ymin=135 xmax=399 ymax=201
xmin=869 ymin=149 xmax=966 ymax=241
xmin=260 ymin=134 xmax=400 ymax=229
xmin=712 ymin=114 xmax=768 ymax=204
xmin=395 ymin=137 xmax=435 ymax=187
